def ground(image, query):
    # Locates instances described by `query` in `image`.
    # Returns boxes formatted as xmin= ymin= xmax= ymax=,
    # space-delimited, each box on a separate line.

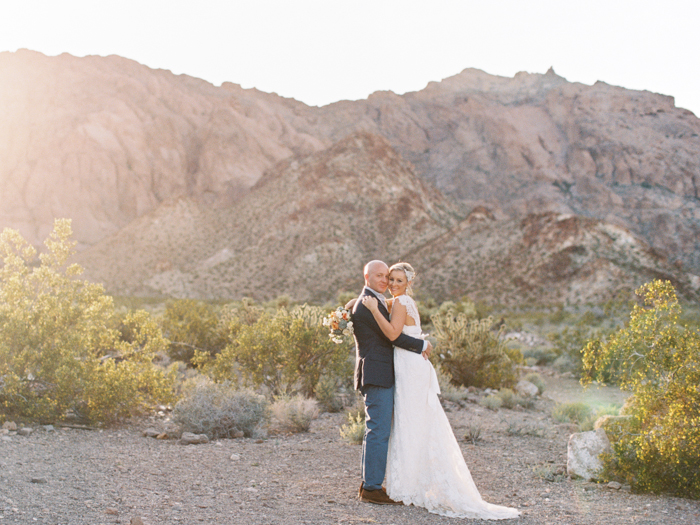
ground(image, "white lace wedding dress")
xmin=385 ymin=294 xmax=520 ymax=520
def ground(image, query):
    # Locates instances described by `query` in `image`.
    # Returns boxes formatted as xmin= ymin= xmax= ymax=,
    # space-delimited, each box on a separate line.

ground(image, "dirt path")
xmin=1 ymin=374 xmax=698 ymax=524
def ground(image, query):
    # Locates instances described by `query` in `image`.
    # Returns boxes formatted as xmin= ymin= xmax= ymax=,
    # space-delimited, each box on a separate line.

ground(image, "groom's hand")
xmin=422 ymin=341 xmax=433 ymax=360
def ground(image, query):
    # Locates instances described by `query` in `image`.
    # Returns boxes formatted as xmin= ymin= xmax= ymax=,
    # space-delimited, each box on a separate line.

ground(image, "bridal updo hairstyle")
xmin=389 ymin=262 xmax=416 ymax=296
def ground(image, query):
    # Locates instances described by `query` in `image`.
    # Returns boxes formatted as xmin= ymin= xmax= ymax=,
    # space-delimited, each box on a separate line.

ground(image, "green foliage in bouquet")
xmin=582 ymin=280 xmax=700 ymax=498
xmin=432 ymin=312 xmax=521 ymax=389
xmin=0 ymin=220 xmax=174 ymax=424
xmin=206 ymin=304 xmax=352 ymax=397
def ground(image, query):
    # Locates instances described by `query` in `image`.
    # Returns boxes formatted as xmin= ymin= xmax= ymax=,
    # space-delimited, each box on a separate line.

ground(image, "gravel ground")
xmin=2 ymin=376 xmax=700 ymax=525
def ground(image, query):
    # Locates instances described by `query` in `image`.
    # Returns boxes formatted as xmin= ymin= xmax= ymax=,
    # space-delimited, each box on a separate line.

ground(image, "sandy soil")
xmin=2 ymin=374 xmax=699 ymax=525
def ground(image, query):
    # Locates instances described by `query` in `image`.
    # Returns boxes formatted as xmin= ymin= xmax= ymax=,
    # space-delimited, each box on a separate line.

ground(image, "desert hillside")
xmin=2 ymin=50 xmax=699 ymax=301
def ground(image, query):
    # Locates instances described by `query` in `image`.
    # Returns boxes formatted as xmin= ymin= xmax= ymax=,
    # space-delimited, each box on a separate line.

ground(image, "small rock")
xmin=156 ymin=432 xmax=169 ymax=440
xmin=0 ymin=428 xmax=8 ymax=435
xmin=105 ymin=508 xmax=119 ymax=515
xmin=230 ymin=453 xmax=241 ymax=461
xmin=255 ymin=439 xmax=264 ymax=444
xmin=179 ymin=432 xmax=209 ymax=445
xmin=41 ymin=425 xmax=55 ymax=432
xmin=515 ymin=380 xmax=539 ymax=397
xmin=130 ymin=518 xmax=144 ymax=525
xmin=233 ymin=430 xmax=244 ymax=438
xmin=244 ymin=487 xmax=258 ymax=493
xmin=18 ymin=427 xmax=33 ymax=436
xmin=567 ymin=428 xmax=612 ymax=481
xmin=1 ymin=436 xmax=11 ymax=442
xmin=31 ymin=477 xmax=48 ymax=484
xmin=467 ymin=386 xmax=478 ymax=394
xmin=142 ymin=428 xmax=160 ymax=438
xmin=2 ymin=421 xmax=17 ymax=431
xmin=607 ymin=481 xmax=622 ymax=490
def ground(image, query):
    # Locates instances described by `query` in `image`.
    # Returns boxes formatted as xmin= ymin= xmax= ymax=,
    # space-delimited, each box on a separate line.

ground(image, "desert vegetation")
xmin=2 ymin=222 xmax=699 ymax=504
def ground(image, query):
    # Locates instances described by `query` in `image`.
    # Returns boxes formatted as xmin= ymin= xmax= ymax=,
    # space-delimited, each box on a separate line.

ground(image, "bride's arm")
xmin=361 ymin=295 xmax=407 ymax=340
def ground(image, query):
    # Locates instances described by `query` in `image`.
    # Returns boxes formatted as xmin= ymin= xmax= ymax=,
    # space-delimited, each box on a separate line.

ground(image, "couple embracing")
xmin=351 ymin=260 xmax=519 ymax=519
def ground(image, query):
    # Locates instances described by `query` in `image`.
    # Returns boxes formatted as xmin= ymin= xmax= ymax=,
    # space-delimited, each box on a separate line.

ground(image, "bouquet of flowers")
xmin=323 ymin=306 xmax=354 ymax=344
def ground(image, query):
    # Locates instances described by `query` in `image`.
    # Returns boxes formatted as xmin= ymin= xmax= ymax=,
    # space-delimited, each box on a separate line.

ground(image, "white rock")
xmin=2 ymin=421 xmax=17 ymax=431
xmin=230 ymin=453 xmax=241 ymax=461
xmin=515 ymin=380 xmax=539 ymax=397
xmin=18 ymin=428 xmax=33 ymax=436
xmin=567 ymin=428 xmax=612 ymax=481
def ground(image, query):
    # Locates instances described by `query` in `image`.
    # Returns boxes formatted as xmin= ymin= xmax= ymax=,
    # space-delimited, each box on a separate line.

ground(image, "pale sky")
xmin=1 ymin=0 xmax=699 ymax=115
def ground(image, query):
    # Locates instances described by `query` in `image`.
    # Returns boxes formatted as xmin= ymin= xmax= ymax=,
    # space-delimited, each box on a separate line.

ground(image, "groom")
xmin=351 ymin=260 xmax=432 ymax=505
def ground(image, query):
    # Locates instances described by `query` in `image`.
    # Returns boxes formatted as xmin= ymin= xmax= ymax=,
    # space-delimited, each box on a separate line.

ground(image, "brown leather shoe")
xmin=359 ymin=486 xmax=402 ymax=505
xmin=358 ymin=482 xmax=387 ymax=497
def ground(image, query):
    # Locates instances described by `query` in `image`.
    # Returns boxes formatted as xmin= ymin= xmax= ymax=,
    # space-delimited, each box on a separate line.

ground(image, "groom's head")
xmin=364 ymin=260 xmax=389 ymax=294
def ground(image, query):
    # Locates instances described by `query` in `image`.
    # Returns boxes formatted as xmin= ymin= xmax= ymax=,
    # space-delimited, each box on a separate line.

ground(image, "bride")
xmin=361 ymin=262 xmax=520 ymax=520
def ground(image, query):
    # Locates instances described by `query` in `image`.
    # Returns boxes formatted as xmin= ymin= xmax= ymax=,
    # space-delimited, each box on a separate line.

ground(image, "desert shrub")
xmin=339 ymin=404 xmax=366 ymax=445
xmin=479 ymin=395 xmax=503 ymax=411
xmin=524 ymin=373 xmax=546 ymax=394
xmin=465 ymin=424 xmax=482 ymax=445
xmin=160 ymin=299 xmax=227 ymax=365
xmin=315 ymin=375 xmax=344 ymax=413
xmin=432 ymin=313 xmax=520 ymax=389
xmin=206 ymin=304 xmax=352 ymax=397
xmin=172 ymin=381 xmax=268 ymax=438
xmin=434 ymin=364 xmax=470 ymax=403
xmin=582 ymin=280 xmax=700 ymax=498
xmin=551 ymin=402 xmax=592 ymax=425
xmin=520 ymin=346 xmax=557 ymax=366
xmin=495 ymin=388 xmax=517 ymax=409
xmin=269 ymin=395 xmax=319 ymax=433
xmin=495 ymin=387 xmax=532 ymax=409
xmin=0 ymin=220 xmax=174 ymax=424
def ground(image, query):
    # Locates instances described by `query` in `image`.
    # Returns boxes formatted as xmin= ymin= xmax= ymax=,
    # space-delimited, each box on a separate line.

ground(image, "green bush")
xmin=315 ymin=375 xmax=345 ymax=413
xmin=206 ymin=304 xmax=352 ymax=397
xmin=582 ymin=280 xmax=700 ymax=498
xmin=172 ymin=381 xmax=268 ymax=438
xmin=0 ymin=220 xmax=174 ymax=424
xmin=161 ymin=299 xmax=227 ymax=365
xmin=432 ymin=313 xmax=520 ymax=389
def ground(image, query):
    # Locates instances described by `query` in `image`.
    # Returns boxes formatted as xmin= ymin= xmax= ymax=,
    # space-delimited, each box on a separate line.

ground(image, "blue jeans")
xmin=361 ymin=384 xmax=394 ymax=491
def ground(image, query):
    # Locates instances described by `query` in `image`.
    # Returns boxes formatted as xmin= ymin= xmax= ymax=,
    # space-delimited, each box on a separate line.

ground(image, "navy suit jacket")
xmin=352 ymin=288 xmax=424 ymax=391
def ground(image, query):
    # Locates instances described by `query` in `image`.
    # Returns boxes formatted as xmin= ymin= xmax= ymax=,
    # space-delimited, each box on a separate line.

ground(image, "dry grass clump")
xmin=173 ymin=381 xmax=268 ymax=439
xmin=270 ymin=395 xmax=319 ymax=434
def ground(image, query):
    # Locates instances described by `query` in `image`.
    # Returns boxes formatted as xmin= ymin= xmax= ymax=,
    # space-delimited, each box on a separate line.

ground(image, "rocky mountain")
xmin=75 ymin=133 xmax=698 ymax=304
xmin=2 ymin=50 xmax=700 ymax=303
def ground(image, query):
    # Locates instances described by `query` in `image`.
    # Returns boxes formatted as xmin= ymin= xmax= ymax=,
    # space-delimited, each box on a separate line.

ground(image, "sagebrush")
xmin=172 ymin=381 xmax=268 ymax=438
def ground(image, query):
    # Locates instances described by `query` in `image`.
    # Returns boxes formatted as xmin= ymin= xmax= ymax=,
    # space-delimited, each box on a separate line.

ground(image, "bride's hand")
xmin=362 ymin=295 xmax=379 ymax=313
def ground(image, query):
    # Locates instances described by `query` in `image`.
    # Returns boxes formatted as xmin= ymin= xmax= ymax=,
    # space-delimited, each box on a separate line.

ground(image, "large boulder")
xmin=567 ymin=428 xmax=612 ymax=481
